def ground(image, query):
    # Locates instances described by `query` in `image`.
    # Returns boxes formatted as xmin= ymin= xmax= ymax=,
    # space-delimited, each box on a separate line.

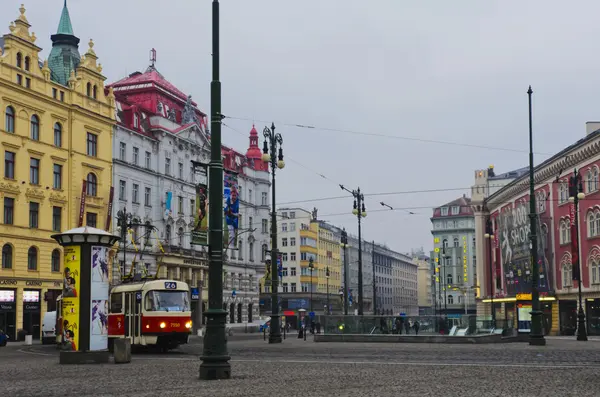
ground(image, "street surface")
xmin=2 ymin=335 xmax=600 ymax=396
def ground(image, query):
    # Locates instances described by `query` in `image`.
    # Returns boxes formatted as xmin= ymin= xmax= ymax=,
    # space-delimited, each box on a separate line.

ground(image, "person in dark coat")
xmin=414 ymin=320 xmax=420 ymax=335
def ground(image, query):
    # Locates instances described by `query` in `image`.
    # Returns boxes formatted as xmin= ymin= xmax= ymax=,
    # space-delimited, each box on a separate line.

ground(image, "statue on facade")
xmin=182 ymin=95 xmax=198 ymax=125
xmin=167 ymin=108 xmax=177 ymax=122
xmin=312 ymin=207 xmax=318 ymax=221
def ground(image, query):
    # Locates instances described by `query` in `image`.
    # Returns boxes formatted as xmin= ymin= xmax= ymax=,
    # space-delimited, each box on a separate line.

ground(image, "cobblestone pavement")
xmin=3 ymin=337 xmax=600 ymax=396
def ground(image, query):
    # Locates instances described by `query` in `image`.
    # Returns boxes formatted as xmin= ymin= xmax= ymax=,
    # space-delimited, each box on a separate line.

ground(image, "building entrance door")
xmin=0 ymin=310 xmax=16 ymax=341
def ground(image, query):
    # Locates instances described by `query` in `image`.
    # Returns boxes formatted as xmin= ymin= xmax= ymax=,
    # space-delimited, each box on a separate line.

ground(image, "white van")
xmin=42 ymin=311 xmax=56 ymax=345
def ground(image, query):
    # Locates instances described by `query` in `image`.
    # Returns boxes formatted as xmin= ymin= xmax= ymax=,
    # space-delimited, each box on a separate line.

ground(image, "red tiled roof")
xmin=109 ymin=67 xmax=191 ymax=104
xmin=431 ymin=196 xmax=473 ymax=218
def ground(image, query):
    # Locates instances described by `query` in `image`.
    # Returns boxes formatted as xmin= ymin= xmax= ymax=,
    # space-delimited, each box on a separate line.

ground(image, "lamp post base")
xmin=199 ymin=309 xmax=231 ymax=380
xmin=577 ymin=309 xmax=588 ymax=341
xmin=268 ymin=314 xmax=282 ymax=344
xmin=528 ymin=310 xmax=546 ymax=346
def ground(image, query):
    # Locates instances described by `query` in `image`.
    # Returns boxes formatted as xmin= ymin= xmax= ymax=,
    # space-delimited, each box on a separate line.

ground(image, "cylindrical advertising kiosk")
xmin=51 ymin=227 xmax=120 ymax=364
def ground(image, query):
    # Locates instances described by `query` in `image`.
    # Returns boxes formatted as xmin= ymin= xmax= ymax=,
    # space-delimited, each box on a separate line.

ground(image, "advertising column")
xmin=62 ymin=246 xmax=81 ymax=350
xmin=90 ymin=246 xmax=109 ymax=350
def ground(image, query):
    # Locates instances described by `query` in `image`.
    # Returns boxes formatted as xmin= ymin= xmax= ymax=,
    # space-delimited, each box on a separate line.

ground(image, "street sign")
xmin=191 ymin=288 xmax=199 ymax=300
xmin=309 ymin=311 xmax=315 ymax=317
xmin=231 ymin=289 xmax=236 ymax=297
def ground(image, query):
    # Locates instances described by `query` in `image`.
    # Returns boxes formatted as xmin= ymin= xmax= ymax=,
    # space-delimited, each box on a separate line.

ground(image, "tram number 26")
xmin=164 ymin=282 xmax=177 ymax=289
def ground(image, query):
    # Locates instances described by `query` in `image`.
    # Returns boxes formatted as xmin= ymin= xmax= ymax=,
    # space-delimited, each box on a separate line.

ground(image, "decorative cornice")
xmin=0 ymin=181 xmax=20 ymax=194
xmin=487 ymin=134 xmax=600 ymax=210
xmin=27 ymin=148 xmax=45 ymax=157
xmin=1 ymin=141 xmax=20 ymax=150
xmin=51 ymin=155 xmax=67 ymax=163
xmin=25 ymin=187 xmax=45 ymax=200
xmin=49 ymin=192 xmax=67 ymax=203
xmin=82 ymin=162 xmax=104 ymax=171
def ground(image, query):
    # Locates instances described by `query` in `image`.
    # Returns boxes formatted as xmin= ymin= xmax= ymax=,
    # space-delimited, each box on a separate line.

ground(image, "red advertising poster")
xmin=105 ymin=186 xmax=114 ymax=231
xmin=570 ymin=202 xmax=580 ymax=281
xmin=78 ymin=180 xmax=87 ymax=227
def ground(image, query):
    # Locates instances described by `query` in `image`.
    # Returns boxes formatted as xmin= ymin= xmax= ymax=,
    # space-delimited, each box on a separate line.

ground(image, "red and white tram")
xmin=107 ymin=279 xmax=192 ymax=352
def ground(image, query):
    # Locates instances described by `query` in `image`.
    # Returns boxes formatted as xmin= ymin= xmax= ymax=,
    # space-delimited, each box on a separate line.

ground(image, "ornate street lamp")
xmin=262 ymin=122 xmax=284 ymax=344
xmin=340 ymin=228 xmax=349 ymax=315
xmin=569 ymin=168 xmax=587 ymax=341
xmin=326 ymin=266 xmax=330 ymax=314
xmin=484 ymin=217 xmax=496 ymax=328
xmin=309 ymin=257 xmax=315 ymax=313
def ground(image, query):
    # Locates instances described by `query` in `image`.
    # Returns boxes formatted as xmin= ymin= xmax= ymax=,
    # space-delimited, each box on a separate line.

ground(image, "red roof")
xmin=110 ymin=66 xmax=192 ymax=104
xmin=431 ymin=195 xmax=473 ymax=219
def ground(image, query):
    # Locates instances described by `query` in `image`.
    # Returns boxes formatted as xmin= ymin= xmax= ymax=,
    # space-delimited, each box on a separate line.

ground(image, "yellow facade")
xmin=315 ymin=221 xmax=342 ymax=295
xmin=0 ymin=5 xmax=114 ymax=340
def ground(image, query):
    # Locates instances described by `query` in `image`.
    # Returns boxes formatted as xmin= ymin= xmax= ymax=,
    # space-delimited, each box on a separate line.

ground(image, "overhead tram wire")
xmin=223 ymin=115 xmax=555 ymax=156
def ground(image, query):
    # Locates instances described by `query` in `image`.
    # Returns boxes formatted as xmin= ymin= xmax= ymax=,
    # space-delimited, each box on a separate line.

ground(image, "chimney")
xmin=586 ymin=121 xmax=600 ymax=135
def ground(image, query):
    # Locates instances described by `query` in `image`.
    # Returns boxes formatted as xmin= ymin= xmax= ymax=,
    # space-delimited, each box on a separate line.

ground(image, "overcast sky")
xmin=8 ymin=0 xmax=600 ymax=255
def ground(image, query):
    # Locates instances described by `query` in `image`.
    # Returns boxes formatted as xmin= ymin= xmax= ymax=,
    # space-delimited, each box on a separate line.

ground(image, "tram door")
xmin=124 ymin=292 xmax=141 ymax=343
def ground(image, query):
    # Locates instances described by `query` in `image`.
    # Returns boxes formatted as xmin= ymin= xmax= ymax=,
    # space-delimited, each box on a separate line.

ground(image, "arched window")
xmin=560 ymin=219 xmax=571 ymax=244
xmin=51 ymin=249 xmax=61 ymax=272
xmin=559 ymin=183 xmax=568 ymax=203
xmin=442 ymin=239 xmax=448 ymax=250
xmin=1 ymin=244 xmax=12 ymax=269
xmin=27 ymin=246 xmax=38 ymax=270
xmin=591 ymin=256 xmax=600 ymax=285
xmin=589 ymin=212 xmax=597 ymax=238
xmin=237 ymin=303 xmax=242 ymax=323
xmin=448 ymin=295 xmax=454 ymax=305
xmin=249 ymin=241 xmax=254 ymax=262
xmin=54 ymin=123 xmax=62 ymax=147
xmin=93 ymin=85 xmax=98 ymax=99
xmin=594 ymin=168 xmax=599 ymax=192
xmin=447 ymin=273 xmax=453 ymax=285
xmin=261 ymin=244 xmax=268 ymax=261
xmin=178 ymin=227 xmax=184 ymax=246
xmin=86 ymin=82 xmax=91 ymax=97
xmin=229 ymin=303 xmax=235 ymax=323
xmin=165 ymin=225 xmax=171 ymax=245
xmin=24 ymin=56 xmax=30 ymax=71
xmin=5 ymin=106 xmax=15 ymax=133
xmin=30 ymin=114 xmax=39 ymax=140
xmin=562 ymin=263 xmax=573 ymax=287
xmin=86 ymin=173 xmax=97 ymax=196
xmin=453 ymin=238 xmax=459 ymax=248
xmin=595 ymin=211 xmax=600 ymax=238
xmin=16 ymin=52 xmax=22 ymax=68
xmin=587 ymin=170 xmax=593 ymax=193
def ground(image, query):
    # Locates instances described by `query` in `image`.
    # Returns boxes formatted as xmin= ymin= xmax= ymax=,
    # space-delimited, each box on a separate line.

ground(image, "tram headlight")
xmin=185 ymin=321 xmax=192 ymax=329
xmin=160 ymin=322 xmax=166 ymax=329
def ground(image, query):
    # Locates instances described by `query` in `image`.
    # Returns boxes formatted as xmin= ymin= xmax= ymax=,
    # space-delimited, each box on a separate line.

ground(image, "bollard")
xmin=304 ymin=328 xmax=307 ymax=341
xmin=113 ymin=338 xmax=131 ymax=364
xmin=24 ymin=335 xmax=33 ymax=346
xmin=283 ymin=326 xmax=286 ymax=340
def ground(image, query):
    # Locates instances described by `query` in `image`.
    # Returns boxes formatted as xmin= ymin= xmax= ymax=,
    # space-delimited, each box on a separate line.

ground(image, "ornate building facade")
xmin=109 ymin=56 xmax=267 ymax=325
xmin=0 ymin=3 xmax=114 ymax=341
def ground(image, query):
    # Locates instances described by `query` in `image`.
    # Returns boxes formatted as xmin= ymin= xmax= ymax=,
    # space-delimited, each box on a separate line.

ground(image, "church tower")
xmin=48 ymin=0 xmax=80 ymax=85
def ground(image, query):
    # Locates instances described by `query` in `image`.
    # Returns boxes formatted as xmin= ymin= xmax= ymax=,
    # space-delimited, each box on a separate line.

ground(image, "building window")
xmin=291 ymin=282 xmax=297 ymax=292
xmin=562 ymin=263 xmax=573 ymax=287
xmin=132 ymin=147 xmax=139 ymax=165
xmin=2 ymin=244 xmax=12 ymax=269
xmin=119 ymin=180 xmax=126 ymax=200
xmin=132 ymin=184 xmax=139 ymax=203
xmin=282 ymin=238 xmax=288 ymax=247
xmin=249 ymin=216 xmax=253 ymax=230
xmin=560 ymin=219 xmax=571 ymax=244
xmin=87 ymin=133 xmax=97 ymax=157
xmin=145 ymin=151 xmax=151 ymax=169
xmin=537 ymin=191 xmax=546 ymax=213
xmin=165 ymin=157 xmax=171 ymax=175
xmin=447 ymin=295 xmax=454 ymax=305
xmin=441 ymin=207 xmax=448 ymax=216
xmin=83 ymin=173 xmax=97 ymax=196
xmin=291 ymin=267 xmax=297 ymax=276
xmin=290 ymin=237 xmax=296 ymax=246
xmin=30 ymin=158 xmax=40 ymax=184
xmin=53 ymin=164 xmax=62 ymax=189
xmin=249 ymin=242 xmax=254 ymax=262
xmin=238 ymin=241 xmax=243 ymax=260
xmin=16 ymin=74 xmax=22 ymax=85
xmin=54 ymin=123 xmax=62 ymax=147
xmin=282 ymin=223 xmax=287 ymax=232
xmin=52 ymin=88 xmax=57 ymax=99
xmin=261 ymin=192 xmax=268 ymax=206
xmin=4 ymin=151 xmax=15 ymax=179
xmin=453 ymin=238 xmax=459 ymax=248
xmin=145 ymin=187 xmax=151 ymax=206
xmin=51 ymin=249 xmax=61 ymax=272
xmin=290 ymin=222 xmax=296 ymax=232
xmin=3 ymin=197 xmax=14 ymax=225
xmin=133 ymin=113 xmax=139 ymax=128
xmin=5 ymin=106 xmax=15 ymax=133
xmin=588 ymin=167 xmax=599 ymax=193
xmin=248 ymin=189 xmax=253 ymax=204
xmin=178 ymin=196 xmax=183 ymax=214
xmin=29 ymin=202 xmax=39 ymax=228
xmin=447 ymin=273 xmax=453 ymax=285
xmin=24 ymin=56 xmax=30 ymax=71
xmin=261 ymin=244 xmax=268 ymax=261
xmin=30 ymin=115 xmax=40 ymax=140
xmin=27 ymin=246 xmax=38 ymax=270
xmin=165 ymin=224 xmax=172 ymax=245
xmin=52 ymin=206 xmax=62 ymax=232
xmin=451 ymin=206 xmax=459 ymax=215
xmin=282 ymin=283 xmax=288 ymax=293
xmin=262 ymin=219 xmax=268 ymax=234
xmin=119 ymin=142 xmax=126 ymax=161
xmin=442 ymin=239 xmax=448 ymax=250
xmin=25 ymin=78 xmax=31 ymax=88
xmin=16 ymin=52 xmax=22 ymax=68
xmin=178 ymin=227 xmax=184 ymax=246
xmin=190 ymin=199 xmax=195 ymax=216
xmin=60 ymin=91 xmax=65 ymax=102
xmin=291 ymin=252 xmax=296 ymax=261
xmin=86 ymin=212 xmax=97 ymax=228
xmin=559 ymin=182 xmax=568 ymax=204
xmin=86 ymin=82 xmax=91 ymax=97
xmin=178 ymin=162 xmax=184 ymax=179
xmin=93 ymin=85 xmax=98 ymax=100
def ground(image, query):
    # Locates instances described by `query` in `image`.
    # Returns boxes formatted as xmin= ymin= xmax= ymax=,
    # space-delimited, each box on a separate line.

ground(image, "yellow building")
xmin=0 ymin=4 xmax=114 ymax=341
xmin=315 ymin=220 xmax=342 ymax=312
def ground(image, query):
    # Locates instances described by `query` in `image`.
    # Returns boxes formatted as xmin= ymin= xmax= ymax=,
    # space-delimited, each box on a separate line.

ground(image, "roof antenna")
xmin=150 ymin=48 xmax=156 ymax=68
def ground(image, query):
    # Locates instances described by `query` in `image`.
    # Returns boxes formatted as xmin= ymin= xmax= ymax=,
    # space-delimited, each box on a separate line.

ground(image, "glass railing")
xmin=313 ymin=315 xmax=514 ymax=336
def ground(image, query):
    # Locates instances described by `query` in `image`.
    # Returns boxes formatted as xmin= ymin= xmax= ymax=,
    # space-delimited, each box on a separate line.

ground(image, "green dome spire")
xmin=56 ymin=0 xmax=74 ymax=35
xmin=48 ymin=0 xmax=81 ymax=86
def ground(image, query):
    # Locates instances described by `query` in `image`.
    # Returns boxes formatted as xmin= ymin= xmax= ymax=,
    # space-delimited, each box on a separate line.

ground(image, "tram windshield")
xmin=146 ymin=291 xmax=190 ymax=312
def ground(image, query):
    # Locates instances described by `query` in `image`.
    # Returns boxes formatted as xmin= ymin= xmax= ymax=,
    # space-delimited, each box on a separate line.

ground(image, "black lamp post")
xmin=309 ymin=257 xmax=314 ymax=313
xmin=326 ymin=266 xmax=330 ymax=314
xmin=341 ymin=228 xmax=349 ymax=315
xmin=527 ymin=86 xmax=546 ymax=346
xmin=262 ymin=123 xmax=284 ymax=343
xmin=340 ymin=185 xmax=366 ymax=315
xmin=200 ymin=0 xmax=231 ymax=380
xmin=484 ymin=217 xmax=496 ymax=328
xmin=569 ymin=168 xmax=588 ymax=341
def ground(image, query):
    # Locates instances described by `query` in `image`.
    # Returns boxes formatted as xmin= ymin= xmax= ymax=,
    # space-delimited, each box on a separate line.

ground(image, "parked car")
xmin=42 ymin=311 xmax=57 ymax=345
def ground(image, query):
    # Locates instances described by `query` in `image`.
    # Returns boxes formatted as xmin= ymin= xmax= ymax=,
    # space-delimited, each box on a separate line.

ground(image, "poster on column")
xmin=90 ymin=246 xmax=110 ymax=350
xmin=224 ymin=171 xmax=240 ymax=250
xmin=191 ymin=162 xmax=209 ymax=246
xmin=62 ymin=246 xmax=81 ymax=351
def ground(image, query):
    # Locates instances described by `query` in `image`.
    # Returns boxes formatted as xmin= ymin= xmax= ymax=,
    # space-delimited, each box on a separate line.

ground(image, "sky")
xmin=6 ymin=0 xmax=600 ymax=255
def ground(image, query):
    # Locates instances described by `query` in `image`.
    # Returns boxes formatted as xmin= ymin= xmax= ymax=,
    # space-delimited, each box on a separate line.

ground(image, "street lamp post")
xmin=527 ymin=85 xmax=546 ymax=346
xmin=569 ymin=168 xmax=588 ymax=341
xmin=309 ymin=257 xmax=314 ymax=313
xmin=340 ymin=185 xmax=366 ymax=315
xmin=200 ymin=0 xmax=231 ymax=380
xmin=484 ymin=217 xmax=496 ymax=328
xmin=326 ymin=266 xmax=330 ymax=314
xmin=341 ymin=228 xmax=349 ymax=315
xmin=262 ymin=122 xmax=285 ymax=344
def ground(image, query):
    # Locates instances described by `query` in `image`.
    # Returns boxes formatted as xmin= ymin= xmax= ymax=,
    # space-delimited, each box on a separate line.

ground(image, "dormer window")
xmin=24 ymin=56 xmax=30 ymax=71
xmin=133 ymin=113 xmax=139 ymax=128
xmin=16 ymin=53 xmax=22 ymax=68
xmin=451 ymin=206 xmax=460 ymax=215
xmin=441 ymin=207 xmax=449 ymax=216
xmin=86 ymin=82 xmax=91 ymax=97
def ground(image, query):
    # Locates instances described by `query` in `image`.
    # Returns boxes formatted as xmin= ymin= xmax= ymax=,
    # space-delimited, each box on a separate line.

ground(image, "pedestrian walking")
xmin=414 ymin=320 xmax=420 ymax=335
xmin=316 ymin=322 xmax=321 ymax=334
xmin=404 ymin=319 xmax=410 ymax=334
